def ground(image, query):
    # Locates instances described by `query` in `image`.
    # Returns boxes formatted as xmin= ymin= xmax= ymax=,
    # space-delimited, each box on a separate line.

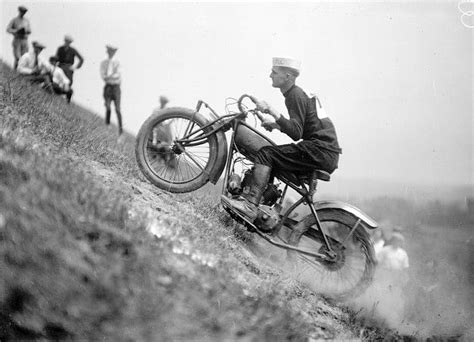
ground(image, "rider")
xmin=222 ymin=57 xmax=342 ymax=222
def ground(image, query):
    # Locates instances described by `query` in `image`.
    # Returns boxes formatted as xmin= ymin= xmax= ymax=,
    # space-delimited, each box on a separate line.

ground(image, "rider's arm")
xmin=275 ymin=94 xmax=305 ymax=141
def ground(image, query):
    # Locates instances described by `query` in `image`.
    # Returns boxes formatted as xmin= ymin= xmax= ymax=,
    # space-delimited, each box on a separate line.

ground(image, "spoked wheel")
xmin=287 ymin=209 xmax=376 ymax=301
xmin=135 ymin=108 xmax=218 ymax=193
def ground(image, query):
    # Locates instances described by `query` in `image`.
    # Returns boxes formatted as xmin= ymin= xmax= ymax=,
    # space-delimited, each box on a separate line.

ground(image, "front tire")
xmin=135 ymin=108 xmax=218 ymax=193
xmin=287 ymin=209 xmax=376 ymax=301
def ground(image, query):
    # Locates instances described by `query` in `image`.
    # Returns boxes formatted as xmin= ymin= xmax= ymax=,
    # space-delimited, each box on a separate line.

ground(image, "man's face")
xmin=64 ymin=39 xmax=72 ymax=47
xmin=33 ymin=47 xmax=43 ymax=55
xmin=19 ymin=10 xmax=26 ymax=17
xmin=106 ymin=49 xmax=117 ymax=58
xmin=269 ymin=67 xmax=288 ymax=88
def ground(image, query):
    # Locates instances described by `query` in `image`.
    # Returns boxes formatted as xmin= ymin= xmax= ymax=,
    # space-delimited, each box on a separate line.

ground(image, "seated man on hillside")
xmin=48 ymin=56 xmax=73 ymax=103
xmin=17 ymin=41 xmax=51 ymax=86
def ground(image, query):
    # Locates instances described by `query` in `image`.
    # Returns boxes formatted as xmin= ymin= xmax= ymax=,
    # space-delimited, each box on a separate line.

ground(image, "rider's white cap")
xmin=272 ymin=57 xmax=301 ymax=72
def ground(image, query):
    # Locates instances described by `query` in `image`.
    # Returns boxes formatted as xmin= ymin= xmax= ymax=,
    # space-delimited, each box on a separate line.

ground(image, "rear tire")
xmin=135 ymin=108 xmax=218 ymax=193
xmin=287 ymin=209 xmax=376 ymax=301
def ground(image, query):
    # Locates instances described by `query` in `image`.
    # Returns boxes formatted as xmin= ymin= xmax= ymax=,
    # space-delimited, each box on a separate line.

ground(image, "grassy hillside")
xmin=3 ymin=61 xmax=471 ymax=341
xmin=0 ymin=62 xmax=375 ymax=340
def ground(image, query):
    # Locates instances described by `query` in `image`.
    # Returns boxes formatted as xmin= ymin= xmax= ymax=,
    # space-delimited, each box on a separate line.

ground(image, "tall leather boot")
xmin=221 ymin=164 xmax=272 ymax=222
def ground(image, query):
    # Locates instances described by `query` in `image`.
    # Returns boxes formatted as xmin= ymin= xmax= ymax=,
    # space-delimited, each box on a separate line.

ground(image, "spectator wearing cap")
xmin=48 ymin=56 xmax=73 ymax=103
xmin=100 ymin=44 xmax=122 ymax=135
xmin=222 ymin=57 xmax=342 ymax=223
xmin=159 ymin=95 xmax=169 ymax=109
xmin=6 ymin=5 xmax=32 ymax=70
xmin=55 ymin=35 xmax=84 ymax=86
xmin=17 ymin=41 xmax=51 ymax=86
xmin=377 ymin=232 xmax=409 ymax=271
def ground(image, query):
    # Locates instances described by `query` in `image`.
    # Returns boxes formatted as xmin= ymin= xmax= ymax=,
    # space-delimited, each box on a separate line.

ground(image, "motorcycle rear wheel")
xmin=135 ymin=108 xmax=218 ymax=193
xmin=287 ymin=209 xmax=376 ymax=301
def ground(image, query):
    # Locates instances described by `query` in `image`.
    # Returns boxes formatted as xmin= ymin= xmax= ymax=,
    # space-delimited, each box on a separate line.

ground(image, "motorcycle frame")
xmin=175 ymin=101 xmax=340 ymax=260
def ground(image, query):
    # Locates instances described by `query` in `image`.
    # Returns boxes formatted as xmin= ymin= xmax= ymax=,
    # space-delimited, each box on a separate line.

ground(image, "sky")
xmin=1 ymin=0 xmax=472 ymax=189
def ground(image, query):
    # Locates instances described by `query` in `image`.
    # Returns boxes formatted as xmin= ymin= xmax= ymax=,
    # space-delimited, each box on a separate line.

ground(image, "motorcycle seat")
xmin=300 ymin=170 xmax=331 ymax=182
xmin=278 ymin=169 xmax=331 ymax=188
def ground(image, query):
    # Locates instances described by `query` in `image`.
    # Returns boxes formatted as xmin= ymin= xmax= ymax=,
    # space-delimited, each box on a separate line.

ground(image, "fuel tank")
xmin=234 ymin=123 xmax=275 ymax=162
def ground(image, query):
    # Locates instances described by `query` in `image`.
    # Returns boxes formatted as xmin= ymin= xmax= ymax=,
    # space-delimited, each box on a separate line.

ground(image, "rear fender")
xmin=315 ymin=200 xmax=378 ymax=229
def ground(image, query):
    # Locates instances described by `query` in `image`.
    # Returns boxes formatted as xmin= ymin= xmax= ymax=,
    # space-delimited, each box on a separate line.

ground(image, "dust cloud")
xmin=348 ymin=226 xmax=473 ymax=340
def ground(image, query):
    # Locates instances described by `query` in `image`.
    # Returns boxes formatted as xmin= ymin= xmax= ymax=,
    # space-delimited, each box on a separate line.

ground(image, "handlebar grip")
xmin=237 ymin=94 xmax=257 ymax=113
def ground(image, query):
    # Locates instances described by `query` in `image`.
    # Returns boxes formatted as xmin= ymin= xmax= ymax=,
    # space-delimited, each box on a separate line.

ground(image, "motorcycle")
xmin=135 ymin=94 xmax=378 ymax=300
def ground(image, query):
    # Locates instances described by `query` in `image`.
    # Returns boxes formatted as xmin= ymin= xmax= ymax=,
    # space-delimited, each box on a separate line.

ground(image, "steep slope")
xmin=0 ymin=62 xmax=392 ymax=341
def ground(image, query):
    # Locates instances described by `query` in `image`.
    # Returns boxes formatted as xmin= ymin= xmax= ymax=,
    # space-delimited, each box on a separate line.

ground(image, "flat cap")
xmin=106 ymin=44 xmax=118 ymax=51
xmin=32 ymin=41 xmax=46 ymax=49
xmin=64 ymin=34 xmax=73 ymax=42
xmin=18 ymin=6 xmax=28 ymax=12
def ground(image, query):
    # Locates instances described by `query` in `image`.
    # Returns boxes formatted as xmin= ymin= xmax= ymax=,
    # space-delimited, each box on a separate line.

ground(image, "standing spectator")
xmin=100 ymin=44 xmax=122 ymax=135
xmin=17 ymin=41 xmax=50 ymax=85
xmin=56 ymin=34 xmax=84 ymax=87
xmin=6 ymin=5 xmax=31 ymax=70
xmin=377 ymin=232 xmax=409 ymax=271
xmin=159 ymin=95 xmax=169 ymax=109
xmin=151 ymin=95 xmax=177 ymax=168
xmin=48 ymin=56 xmax=73 ymax=103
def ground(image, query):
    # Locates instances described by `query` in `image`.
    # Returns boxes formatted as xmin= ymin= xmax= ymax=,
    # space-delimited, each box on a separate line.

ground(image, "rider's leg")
xmin=221 ymin=163 xmax=271 ymax=221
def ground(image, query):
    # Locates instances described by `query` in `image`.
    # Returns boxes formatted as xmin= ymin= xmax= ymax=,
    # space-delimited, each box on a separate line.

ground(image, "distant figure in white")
xmin=369 ymin=231 xmax=410 ymax=327
xmin=377 ymin=232 xmax=409 ymax=271
xmin=152 ymin=95 xmax=177 ymax=168
xmin=372 ymin=228 xmax=386 ymax=260
xmin=100 ymin=44 xmax=123 ymax=135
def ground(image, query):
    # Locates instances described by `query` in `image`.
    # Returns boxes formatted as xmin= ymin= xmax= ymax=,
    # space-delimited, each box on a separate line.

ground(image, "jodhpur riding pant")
xmin=255 ymin=142 xmax=339 ymax=176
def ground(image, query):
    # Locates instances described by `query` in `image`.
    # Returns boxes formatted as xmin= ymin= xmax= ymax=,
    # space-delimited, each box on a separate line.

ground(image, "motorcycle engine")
xmin=254 ymin=205 xmax=281 ymax=232
xmin=227 ymin=170 xmax=282 ymax=232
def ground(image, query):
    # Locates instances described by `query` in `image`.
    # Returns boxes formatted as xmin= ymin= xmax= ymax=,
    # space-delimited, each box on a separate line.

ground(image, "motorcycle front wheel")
xmin=287 ymin=209 xmax=376 ymax=301
xmin=135 ymin=108 xmax=218 ymax=193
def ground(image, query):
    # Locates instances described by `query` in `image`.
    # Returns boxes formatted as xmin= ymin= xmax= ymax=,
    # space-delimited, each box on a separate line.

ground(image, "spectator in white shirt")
xmin=377 ymin=232 xmax=409 ymax=271
xmin=100 ymin=44 xmax=122 ymax=135
xmin=17 ymin=41 xmax=51 ymax=86
xmin=48 ymin=56 xmax=73 ymax=103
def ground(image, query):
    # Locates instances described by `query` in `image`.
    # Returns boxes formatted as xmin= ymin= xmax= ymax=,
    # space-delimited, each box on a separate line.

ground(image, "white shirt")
xmin=50 ymin=65 xmax=71 ymax=91
xmin=17 ymin=51 xmax=50 ymax=75
xmin=374 ymin=239 xmax=385 ymax=259
xmin=6 ymin=16 xmax=31 ymax=38
xmin=377 ymin=246 xmax=409 ymax=271
xmin=100 ymin=58 xmax=121 ymax=85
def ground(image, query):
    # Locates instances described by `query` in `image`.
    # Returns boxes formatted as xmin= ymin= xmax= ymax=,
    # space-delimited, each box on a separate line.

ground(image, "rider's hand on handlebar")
xmin=262 ymin=121 xmax=280 ymax=132
xmin=255 ymin=99 xmax=271 ymax=114
xmin=255 ymin=99 xmax=280 ymax=120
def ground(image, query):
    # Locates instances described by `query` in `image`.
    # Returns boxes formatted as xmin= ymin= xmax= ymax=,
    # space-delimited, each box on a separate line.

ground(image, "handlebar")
xmin=237 ymin=94 xmax=274 ymax=131
xmin=237 ymin=94 xmax=257 ymax=113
